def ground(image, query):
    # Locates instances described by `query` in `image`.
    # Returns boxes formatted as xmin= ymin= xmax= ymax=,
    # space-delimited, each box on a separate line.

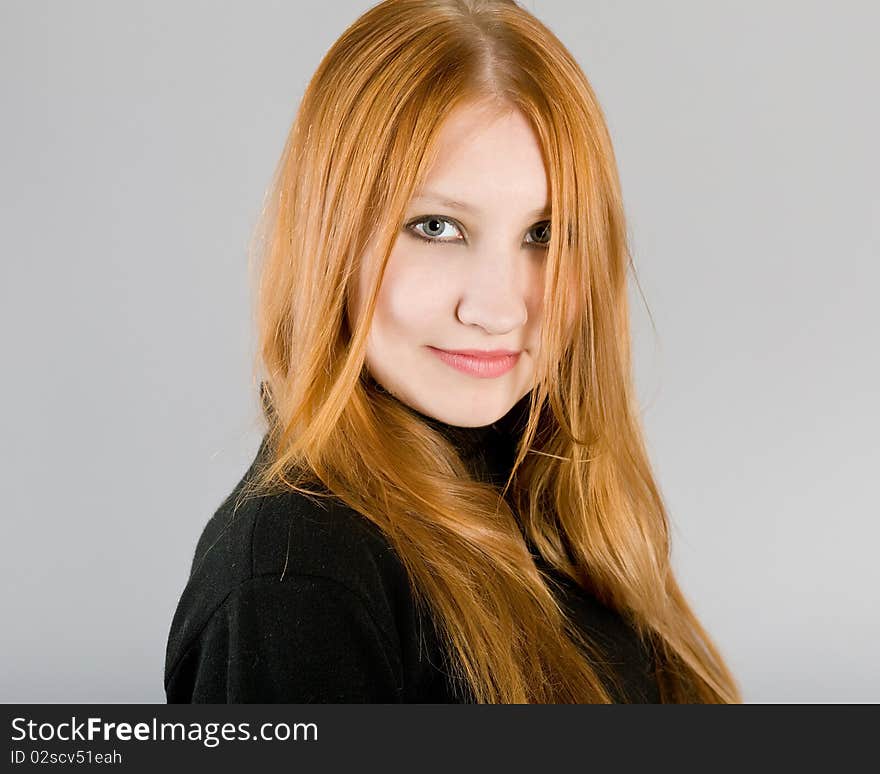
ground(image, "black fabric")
xmin=164 ymin=389 xmax=661 ymax=703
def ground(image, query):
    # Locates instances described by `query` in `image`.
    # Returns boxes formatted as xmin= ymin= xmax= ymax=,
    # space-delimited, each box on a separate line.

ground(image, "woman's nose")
xmin=455 ymin=251 xmax=529 ymax=335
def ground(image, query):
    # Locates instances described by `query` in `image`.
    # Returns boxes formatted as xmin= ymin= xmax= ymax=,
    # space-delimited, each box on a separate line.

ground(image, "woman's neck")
xmin=408 ymin=391 xmax=533 ymax=487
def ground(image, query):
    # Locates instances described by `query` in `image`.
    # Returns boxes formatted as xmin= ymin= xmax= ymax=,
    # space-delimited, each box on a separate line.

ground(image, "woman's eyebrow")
xmin=412 ymin=189 xmax=551 ymax=219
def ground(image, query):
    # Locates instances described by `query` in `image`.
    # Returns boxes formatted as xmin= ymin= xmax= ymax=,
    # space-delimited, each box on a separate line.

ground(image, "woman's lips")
xmin=427 ymin=346 xmax=521 ymax=378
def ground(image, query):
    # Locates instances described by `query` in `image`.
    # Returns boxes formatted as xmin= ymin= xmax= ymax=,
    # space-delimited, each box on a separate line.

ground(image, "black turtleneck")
xmin=409 ymin=390 xmax=531 ymax=487
xmin=164 ymin=389 xmax=661 ymax=703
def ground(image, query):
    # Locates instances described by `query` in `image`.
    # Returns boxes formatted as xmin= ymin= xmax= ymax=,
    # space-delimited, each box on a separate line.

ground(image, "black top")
xmin=164 ymin=391 xmax=660 ymax=703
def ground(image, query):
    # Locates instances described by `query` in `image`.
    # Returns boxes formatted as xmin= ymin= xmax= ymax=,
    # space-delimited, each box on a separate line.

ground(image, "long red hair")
xmin=241 ymin=0 xmax=742 ymax=703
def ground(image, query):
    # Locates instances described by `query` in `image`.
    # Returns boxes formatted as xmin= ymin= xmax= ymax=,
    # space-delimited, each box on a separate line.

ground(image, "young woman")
xmin=164 ymin=0 xmax=742 ymax=703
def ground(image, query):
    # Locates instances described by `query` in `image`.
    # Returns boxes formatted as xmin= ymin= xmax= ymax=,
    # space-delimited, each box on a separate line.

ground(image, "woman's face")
xmin=352 ymin=101 xmax=549 ymax=427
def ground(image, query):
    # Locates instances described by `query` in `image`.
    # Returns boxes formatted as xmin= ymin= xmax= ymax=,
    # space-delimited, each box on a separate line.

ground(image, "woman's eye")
xmin=407 ymin=216 xmax=463 ymax=243
xmin=525 ymin=220 xmax=551 ymax=246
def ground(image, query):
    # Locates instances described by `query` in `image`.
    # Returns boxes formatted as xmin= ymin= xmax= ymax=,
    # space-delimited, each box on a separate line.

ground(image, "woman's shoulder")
xmin=182 ymin=445 xmax=411 ymax=587
xmin=185 ymin=465 xmax=406 ymax=604
xmin=164 ymin=439 xmax=427 ymax=701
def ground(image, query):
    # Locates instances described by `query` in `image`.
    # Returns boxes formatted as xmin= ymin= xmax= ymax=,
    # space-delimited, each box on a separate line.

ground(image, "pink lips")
xmin=427 ymin=346 xmax=521 ymax=378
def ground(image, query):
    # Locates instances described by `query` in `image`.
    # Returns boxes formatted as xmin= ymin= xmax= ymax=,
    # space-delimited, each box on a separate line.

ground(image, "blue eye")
xmin=406 ymin=216 xmax=463 ymax=244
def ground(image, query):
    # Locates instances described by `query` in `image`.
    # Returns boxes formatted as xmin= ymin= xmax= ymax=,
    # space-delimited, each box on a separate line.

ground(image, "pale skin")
xmin=351 ymin=99 xmax=550 ymax=428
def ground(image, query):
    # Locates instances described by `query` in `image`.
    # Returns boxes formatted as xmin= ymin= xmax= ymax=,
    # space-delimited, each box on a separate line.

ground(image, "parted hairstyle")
xmin=240 ymin=0 xmax=742 ymax=703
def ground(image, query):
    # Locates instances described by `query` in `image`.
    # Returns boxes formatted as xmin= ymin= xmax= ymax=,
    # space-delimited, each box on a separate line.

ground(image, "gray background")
xmin=1 ymin=1 xmax=876 ymax=703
